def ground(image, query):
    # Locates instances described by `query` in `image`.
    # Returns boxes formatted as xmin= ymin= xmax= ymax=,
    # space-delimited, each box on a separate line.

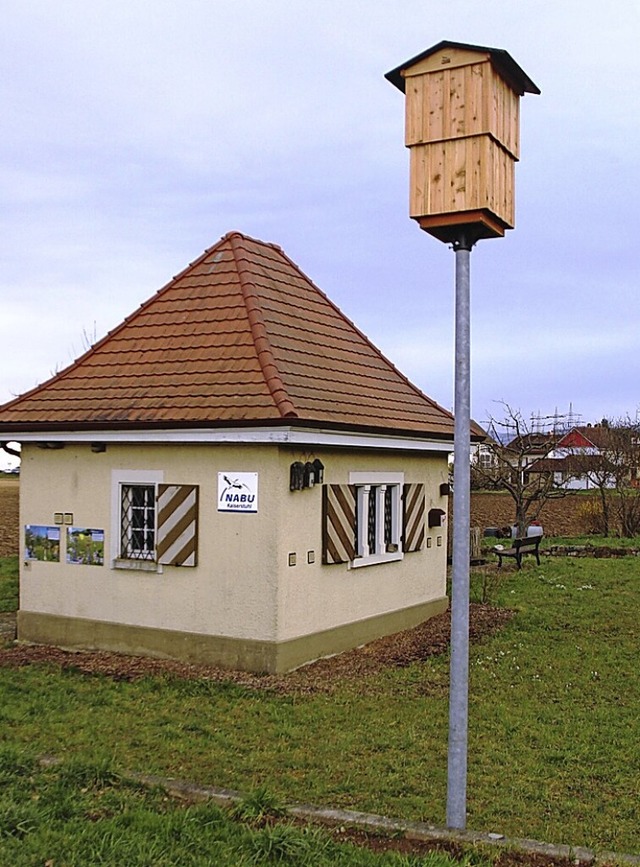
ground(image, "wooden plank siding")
xmin=405 ymin=60 xmax=520 ymax=158
xmin=409 ymin=135 xmax=515 ymax=227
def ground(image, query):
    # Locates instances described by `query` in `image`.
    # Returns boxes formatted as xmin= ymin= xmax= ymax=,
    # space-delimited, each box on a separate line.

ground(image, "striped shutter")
xmin=402 ymin=483 xmax=425 ymax=553
xmin=322 ymin=484 xmax=356 ymax=564
xmin=157 ymin=484 xmax=199 ymax=567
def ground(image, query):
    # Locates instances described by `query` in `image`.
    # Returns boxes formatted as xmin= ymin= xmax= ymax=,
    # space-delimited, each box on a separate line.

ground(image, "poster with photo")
xmin=66 ymin=528 xmax=105 ymax=566
xmin=24 ymin=525 xmax=60 ymax=562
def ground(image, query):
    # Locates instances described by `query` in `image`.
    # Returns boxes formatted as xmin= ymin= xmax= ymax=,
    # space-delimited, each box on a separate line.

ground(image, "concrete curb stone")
xmin=126 ymin=771 xmax=640 ymax=865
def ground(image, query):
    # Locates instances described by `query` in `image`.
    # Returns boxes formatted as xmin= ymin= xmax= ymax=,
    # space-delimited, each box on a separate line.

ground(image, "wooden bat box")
xmin=386 ymin=41 xmax=539 ymax=243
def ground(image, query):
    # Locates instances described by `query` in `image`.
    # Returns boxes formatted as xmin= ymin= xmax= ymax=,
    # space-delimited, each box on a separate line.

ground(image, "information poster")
xmin=25 ymin=526 xmax=60 ymax=562
xmin=66 ymin=528 xmax=105 ymax=566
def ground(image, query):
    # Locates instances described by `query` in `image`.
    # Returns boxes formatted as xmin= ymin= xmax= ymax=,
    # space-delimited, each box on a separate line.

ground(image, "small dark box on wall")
xmin=428 ymin=508 xmax=446 ymax=528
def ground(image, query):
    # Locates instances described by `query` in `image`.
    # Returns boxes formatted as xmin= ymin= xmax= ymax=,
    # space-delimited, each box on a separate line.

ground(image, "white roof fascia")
xmin=10 ymin=425 xmax=454 ymax=453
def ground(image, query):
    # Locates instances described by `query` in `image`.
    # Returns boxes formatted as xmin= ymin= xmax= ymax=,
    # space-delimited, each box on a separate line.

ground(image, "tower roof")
xmin=385 ymin=39 xmax=540 ymax=96
xmin=0 ymin=232 xmax=455 ymax=439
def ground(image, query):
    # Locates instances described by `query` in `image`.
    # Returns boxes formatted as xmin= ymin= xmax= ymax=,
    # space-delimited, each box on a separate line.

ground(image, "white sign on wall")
xmin=217 ymin=472 xmax=258 ymax=513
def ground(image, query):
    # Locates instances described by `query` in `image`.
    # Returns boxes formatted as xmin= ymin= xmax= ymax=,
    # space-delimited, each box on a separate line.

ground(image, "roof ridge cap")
xmin=275 ymin=245 xmax=454 ymax=423
xmin=229 ymin=234 xmax=298 ymax=420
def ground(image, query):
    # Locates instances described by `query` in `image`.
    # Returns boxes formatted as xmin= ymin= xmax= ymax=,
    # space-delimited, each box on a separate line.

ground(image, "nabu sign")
xmin=217 ymin=472 xmax=258 ymax=513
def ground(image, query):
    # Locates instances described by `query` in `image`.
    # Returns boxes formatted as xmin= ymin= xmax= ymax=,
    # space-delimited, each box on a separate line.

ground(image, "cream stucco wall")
xmin=20 ymin=442 xmax=281 ymax=642
xmin=274 ymin=446 xmax=449 ymax=642
xmin=19 ymin=439 xmax=449 ymax=655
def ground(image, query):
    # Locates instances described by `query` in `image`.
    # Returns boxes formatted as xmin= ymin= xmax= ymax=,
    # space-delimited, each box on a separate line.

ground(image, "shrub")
xmin=577 ymin=498 xmax=606 ymax=535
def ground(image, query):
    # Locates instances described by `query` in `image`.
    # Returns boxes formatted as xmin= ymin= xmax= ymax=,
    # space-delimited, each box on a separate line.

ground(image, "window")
xmin=111 ymin=471 xmax=199 ymax=570
xmin=354 ymin=482 xmax=401 ymax=565
xmin=120 ymin=484 xmax=156 ymax=560
xmin=322 ymin=476 xmax=425 ymax=567
xmin=351 ymin=472 xmax=403 ymax=567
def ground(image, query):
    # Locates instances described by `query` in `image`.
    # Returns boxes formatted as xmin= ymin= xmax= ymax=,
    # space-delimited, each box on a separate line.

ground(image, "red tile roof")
xmin=0 ymin=232 xmax=455 ymax=438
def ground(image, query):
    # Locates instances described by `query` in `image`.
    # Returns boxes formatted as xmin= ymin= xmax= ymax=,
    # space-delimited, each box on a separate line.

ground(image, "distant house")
xmin=0 ymin=232 xmax=459 ymax=673
xmin=539 ymin=424 xmax=623 ymax=490
xmin=472 ymin=429 xmax=555 ymax=487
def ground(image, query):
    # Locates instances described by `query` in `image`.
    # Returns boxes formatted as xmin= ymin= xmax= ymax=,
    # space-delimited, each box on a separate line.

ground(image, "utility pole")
xmin=386 ymin=41 xmax=539 ymax=829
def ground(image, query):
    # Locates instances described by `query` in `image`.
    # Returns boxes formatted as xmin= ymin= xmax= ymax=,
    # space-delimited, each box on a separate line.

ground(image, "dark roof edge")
xmin=385 ymin=40 xmax=540 ymax=96
xmin=0 ymin=415 xmax=472 ymax=442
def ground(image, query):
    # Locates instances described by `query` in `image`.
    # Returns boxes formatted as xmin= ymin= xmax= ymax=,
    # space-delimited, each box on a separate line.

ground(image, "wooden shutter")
xmin=322 ymin=484 xmax=356 ymax=564
xmin=157 ymin=484 xmax=199 ymax=567
xmin=402 ymin=483 xmax=425 ymax=552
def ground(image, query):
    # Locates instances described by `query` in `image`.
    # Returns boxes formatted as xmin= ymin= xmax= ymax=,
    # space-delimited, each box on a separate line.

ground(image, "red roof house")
xmin=1 ymin=232 xmax=456 ymax=673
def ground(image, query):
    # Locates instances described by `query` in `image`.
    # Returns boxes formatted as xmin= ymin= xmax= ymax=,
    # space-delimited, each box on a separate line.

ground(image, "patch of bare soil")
xmin=0 ymin=604 xmax=513 ymax=694
xmin=322 ymin=826 xmax=589 ymax=867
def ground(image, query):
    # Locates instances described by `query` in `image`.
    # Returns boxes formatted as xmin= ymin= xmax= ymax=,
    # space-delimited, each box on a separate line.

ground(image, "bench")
xmin=493 ymin=535 xmax=542 ymax=569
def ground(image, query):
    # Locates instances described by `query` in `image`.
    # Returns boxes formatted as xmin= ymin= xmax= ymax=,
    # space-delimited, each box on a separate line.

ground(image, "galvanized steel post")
xmin=446 ymin=234 xmax=473 ymax=829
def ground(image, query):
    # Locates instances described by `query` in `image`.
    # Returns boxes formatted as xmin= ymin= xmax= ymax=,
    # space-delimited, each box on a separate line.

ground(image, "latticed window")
xmin=354 ymin=481 xmax=401 ymax=562
xmin=120 ymin=484 xmax=156 ymax=560
xmin=384 ymin=486 xmax=394 ymax=548
xmin=367 ymin=486 xmax=377 ymax=554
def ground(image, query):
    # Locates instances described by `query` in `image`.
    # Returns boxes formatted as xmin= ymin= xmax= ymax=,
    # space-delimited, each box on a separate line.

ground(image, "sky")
xmin=1 ymin=0 xmax=639 ymax=466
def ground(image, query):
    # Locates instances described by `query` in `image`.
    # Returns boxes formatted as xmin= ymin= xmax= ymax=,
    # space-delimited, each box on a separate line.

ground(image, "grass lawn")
xmin=0 ymin=556 xmax=18 ymax=612
xmin=0 ymin=550 xmax=638 ymax=857
xmin=0 ymin=750 xmax=484 ymax=866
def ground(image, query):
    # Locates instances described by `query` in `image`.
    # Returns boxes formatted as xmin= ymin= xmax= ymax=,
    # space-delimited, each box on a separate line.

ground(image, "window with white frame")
xmin=120 ymin=484 xmax=156 ymax=560
xmin=322 ymin=475 xmax=426 ymax=566
xmin=111 ymin=470 xmax=200 ymax=570
xmin=110 ymin=469 xmax=164 ymax=570
xmin=350 ymin=472 xmax=403 ymax=567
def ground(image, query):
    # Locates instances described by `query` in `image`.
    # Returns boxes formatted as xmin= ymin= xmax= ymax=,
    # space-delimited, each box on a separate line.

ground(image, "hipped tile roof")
xmin=0 ymin=232 xmax=455 ymax=438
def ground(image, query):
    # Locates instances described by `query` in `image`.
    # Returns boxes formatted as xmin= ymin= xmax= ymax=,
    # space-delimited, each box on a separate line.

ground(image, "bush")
xmin=577 ymin=498 xmax=607 ymax=535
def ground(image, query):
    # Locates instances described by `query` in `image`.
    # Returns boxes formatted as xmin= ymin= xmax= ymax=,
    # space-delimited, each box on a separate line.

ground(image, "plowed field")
xmin=0 ymin=480 xmax=19 ymax=557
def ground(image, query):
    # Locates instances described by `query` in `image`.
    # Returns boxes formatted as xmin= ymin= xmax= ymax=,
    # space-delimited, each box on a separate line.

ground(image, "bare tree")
xmin=568 ymin=421 xmax=616 ymax=536
xmin=554 ymin=418 xmax=640 ymax=537
xmin=596 ymin=420 xmax=640 ymax=537
xmin=473 ymin=403 xmax=572 ymax=537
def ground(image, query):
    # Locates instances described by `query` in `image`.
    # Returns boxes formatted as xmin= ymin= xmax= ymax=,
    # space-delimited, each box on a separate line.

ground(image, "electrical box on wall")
xmin=428 ymin=508 xmax=446 ymax=528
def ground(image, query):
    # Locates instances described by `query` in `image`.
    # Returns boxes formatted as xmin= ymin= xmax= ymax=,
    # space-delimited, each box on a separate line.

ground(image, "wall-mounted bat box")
xmin=386 ymin=41 xmax=539 ymax=243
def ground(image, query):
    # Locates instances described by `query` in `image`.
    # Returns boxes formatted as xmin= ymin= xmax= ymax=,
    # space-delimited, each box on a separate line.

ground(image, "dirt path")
xmin=0 ymin=604 xmax=513 ymax=694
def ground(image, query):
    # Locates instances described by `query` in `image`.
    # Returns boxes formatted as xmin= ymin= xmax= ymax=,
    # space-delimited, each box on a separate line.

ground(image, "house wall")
xmin=275 ymin=446 xmax=449 ymax=645
xmin=19 ymin=442 xmax=279 ymax=639
xmin=18 ymin=440 xmax=449 ymax=672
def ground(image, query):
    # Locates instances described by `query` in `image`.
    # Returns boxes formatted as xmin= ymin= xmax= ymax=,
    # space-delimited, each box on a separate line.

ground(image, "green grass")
xmin=0 ymin=749 xmax=487 ymax=866
xmin=481 ymin=533 xmax=640 ymax=553
xmin=0 ymin=554 xmax=639 ymax=855
xmin=0 ymin=556 xmax=18 ymax=612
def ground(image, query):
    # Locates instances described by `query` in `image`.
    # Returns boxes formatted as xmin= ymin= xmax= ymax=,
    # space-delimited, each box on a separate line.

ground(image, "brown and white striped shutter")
xmin=402 ymin=483 xmax=425 ymax=552
xmin=322 ymin=484 xmax=356 ymax=564
xmin=157 ymin=484 xmax=199 ymax=567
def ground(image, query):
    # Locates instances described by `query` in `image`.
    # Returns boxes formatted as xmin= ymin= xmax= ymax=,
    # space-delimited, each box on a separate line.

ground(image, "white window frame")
xmin=110 ymin=469 xmax=164 ymax=572
xmin=349 ymin=471 xmax=404 ymax=568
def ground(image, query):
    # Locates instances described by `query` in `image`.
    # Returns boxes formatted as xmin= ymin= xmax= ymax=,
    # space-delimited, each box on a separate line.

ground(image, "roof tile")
xmin=0 ymin=232 xmax=454 ymax=438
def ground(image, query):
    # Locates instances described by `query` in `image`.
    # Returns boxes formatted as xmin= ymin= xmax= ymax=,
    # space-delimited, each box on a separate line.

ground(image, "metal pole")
xmin=446 ymin=233 xmax=473 ymax=829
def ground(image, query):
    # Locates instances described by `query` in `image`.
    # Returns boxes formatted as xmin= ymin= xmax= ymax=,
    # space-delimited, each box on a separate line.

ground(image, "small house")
xmin=0 ymin=232 xmax=456 ymax=673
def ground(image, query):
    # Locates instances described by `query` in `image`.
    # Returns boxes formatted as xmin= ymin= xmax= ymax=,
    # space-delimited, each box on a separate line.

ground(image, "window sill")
xmin=350 ymin=551 xmax=404 ymax=569
xmin=112 ymin=558 xmax=162 ymax=573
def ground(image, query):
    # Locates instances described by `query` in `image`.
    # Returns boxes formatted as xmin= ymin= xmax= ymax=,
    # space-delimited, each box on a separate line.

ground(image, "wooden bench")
xmin=494 ymin=535 xmax=542 ymax=569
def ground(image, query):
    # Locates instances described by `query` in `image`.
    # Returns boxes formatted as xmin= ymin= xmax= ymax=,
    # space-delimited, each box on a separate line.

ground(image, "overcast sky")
xmin=1 ymin=0 xmax=638 ymax=466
